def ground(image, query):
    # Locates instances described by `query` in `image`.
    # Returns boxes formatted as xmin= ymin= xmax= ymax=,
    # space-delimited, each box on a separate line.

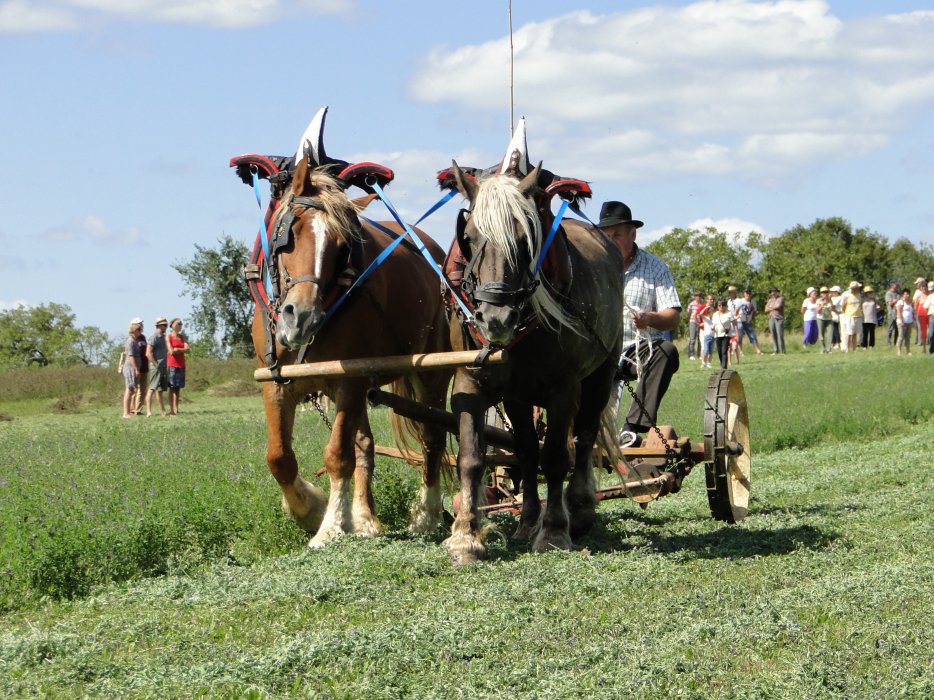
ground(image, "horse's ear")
xmin=518 ymin=161 xmax=542 ymax=197
xmin=350 ymin=193 xmax=378 ymax=212
xmin=452 ymin=160 xmax=478 ymax=202
xmin=291 ymin=156 xmax=309 ymax=196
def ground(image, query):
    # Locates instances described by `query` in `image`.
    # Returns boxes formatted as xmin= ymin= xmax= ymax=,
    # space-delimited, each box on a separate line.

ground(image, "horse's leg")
xmin=409 ymin=371 xmax=450 ymax=534
xmin=350 ymin=407 xmax=382 ymax=537
xmin=532 ymin=390 xmax=578 ymax=553
xmin=566 ymin=359 xmax=617 ymax=539
xmin=443 ymin=374 xmax=489 ymax=565
xmin=503 ymin=398 xmax=540 ymax=542
xmin=263 ymin=382 xmax=327 ymax=534
xmin=310 ymin=380 xmax=366 ymax=548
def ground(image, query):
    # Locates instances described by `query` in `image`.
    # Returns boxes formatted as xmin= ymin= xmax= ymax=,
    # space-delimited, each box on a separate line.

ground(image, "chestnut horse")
xmin=443 ymin=155 xmax=625 ymax=564
xmin=244 ymin=119 xmax=451 ymax=547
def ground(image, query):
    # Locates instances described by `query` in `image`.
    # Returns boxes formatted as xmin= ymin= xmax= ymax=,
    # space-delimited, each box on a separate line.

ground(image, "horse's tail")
xmin=593 ymin=398 xmax=623 ymax=473
xmin=388 ymin=375 xmax=455 ymax=483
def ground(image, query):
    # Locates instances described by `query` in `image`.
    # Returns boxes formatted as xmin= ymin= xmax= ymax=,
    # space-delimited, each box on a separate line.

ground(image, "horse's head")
xmin=265 ymin=108 xmax=391 ymax=349
xmin=271 ymin=157 xmax=366 ymax=348
xmin=451 ymin=161 xmax=544 ymax=346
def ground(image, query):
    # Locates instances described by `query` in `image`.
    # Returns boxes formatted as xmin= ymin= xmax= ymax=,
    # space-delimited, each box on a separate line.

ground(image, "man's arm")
xmin=633 ymin=307 xmax=681 ymax=332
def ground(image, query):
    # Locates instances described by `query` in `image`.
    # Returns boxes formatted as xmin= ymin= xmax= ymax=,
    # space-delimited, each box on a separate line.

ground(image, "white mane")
xmin=471 ymin=176 xmax=580 ymax=335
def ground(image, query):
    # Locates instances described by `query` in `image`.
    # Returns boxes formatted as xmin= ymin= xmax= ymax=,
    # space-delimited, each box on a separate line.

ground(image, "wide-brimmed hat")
xmin=806 ymin=286 xmax=816 ymax=295
xmin=928 ymin=281 xmax=934 ymax=291
xmin=727 ymin=284 xmax=737 ymax=292
xmin=915 ymin=277 xmax=927 ymax=286
xmin=830 ymin=285 xmax=841 ymax=293
xmin=130 ymin=317 xmax=143 ymax=325
xmin=848 ymin=280 xmax=861 ymax=289
xmin=597 ymin=201 xmax=643 ymax=229
xmin=819 ymin=286 xmax=829 ymax=293
xmin=863 ymin=285 xmax=874 ymax=293
xmin=154 ymin=316 xmax=168 ymax=326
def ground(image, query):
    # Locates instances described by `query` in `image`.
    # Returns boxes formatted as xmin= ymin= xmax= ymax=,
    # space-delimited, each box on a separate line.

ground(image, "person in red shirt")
xmin=166 ymin=318 xmax=190 ymax=416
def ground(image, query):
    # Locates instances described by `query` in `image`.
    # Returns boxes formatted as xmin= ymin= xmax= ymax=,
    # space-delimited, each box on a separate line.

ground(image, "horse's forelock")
xmin=471 ymin=175 xmax=582 ymax=337
xmin=471 ymin=176 xmax=541 ymax=268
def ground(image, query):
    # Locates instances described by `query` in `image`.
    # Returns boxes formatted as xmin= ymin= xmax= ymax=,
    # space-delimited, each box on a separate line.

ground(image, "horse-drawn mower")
xmin=255 ymin=355 xmax=751 ymax=525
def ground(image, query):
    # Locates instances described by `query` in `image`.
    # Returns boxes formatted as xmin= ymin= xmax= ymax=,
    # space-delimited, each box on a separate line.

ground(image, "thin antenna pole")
xmin=508 ymin=0 xmax=514 ymax=137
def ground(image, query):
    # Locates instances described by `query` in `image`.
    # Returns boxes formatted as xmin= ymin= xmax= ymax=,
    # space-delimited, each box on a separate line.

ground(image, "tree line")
xmin=645 ymin=216 xmax=934 ymax=331
xmin=3 ymin=219 xmax=932 ymax=367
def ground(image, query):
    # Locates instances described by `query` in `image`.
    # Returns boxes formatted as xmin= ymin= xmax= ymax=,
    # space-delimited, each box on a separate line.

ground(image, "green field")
xmin=1 ymin=348 xmax=933 ymax=698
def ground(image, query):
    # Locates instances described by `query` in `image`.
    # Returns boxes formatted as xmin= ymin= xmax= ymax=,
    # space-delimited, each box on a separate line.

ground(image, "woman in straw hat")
xmin=121 ymin=319 xmax=144 ymax=418
xmin=840 ymin=281 xmax=863 ymax=353
xmin=800 ymin=287 xmax=819 ymax=348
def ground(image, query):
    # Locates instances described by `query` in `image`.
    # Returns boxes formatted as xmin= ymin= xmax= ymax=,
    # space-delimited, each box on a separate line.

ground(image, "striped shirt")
xmin=622 ymin=245 xmax=682 ymax=348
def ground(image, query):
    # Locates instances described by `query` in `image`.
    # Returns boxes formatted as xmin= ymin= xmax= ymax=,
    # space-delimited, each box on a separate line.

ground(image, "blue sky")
xmin=2 ymin=0 xmax=933 ymax=340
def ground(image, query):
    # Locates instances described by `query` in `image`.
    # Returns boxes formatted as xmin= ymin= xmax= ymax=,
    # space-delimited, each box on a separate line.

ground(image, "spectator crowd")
xmin=118 ymin=316 xmax=190 ymax=417
xmin=684 ymin=277 xmax=934 ymax=368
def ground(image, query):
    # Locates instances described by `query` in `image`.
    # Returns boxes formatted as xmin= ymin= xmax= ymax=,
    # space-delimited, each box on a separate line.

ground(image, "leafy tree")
xmin=645 ymin=226 xmax=757 ymax=301
xmin=887 ymin=238 xmax=934 ymax=289
xmin=173 ymin=235 xmax=254 ymax=358
xmin=0 ymin=303 xmax=114 ymax=368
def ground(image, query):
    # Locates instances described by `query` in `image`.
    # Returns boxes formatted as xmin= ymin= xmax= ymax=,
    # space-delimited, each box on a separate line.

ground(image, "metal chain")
xmin=623 ymin=380 xmax=678 ymax=470
xmin=309 ymin=392 xmax=333 ymax=430
xmin=493 ymin=403 xmax=512 ymax=432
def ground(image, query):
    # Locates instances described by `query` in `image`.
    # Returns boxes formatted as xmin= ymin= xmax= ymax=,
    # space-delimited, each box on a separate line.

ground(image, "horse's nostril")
xmin=281 ymin=303 xmax=295 ymax=319
xmin=474 ymin=310 xmax=484 ymax=322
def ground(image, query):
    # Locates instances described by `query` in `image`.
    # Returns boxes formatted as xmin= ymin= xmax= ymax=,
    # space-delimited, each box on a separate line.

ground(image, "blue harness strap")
xmin=251 ymin=170 xmax=274 ymax=299
xmin=413 ymin=189 xmax=457 ymax=226
xmin=370 ymin=180 xmax=475 ymax=323
xmin=533 ymin=199 xmax=569 ymax=277
xmin=569 ymin=202 xmax=599 ymax=228
xmin=323 ymin=223 xmax=410 ymax=321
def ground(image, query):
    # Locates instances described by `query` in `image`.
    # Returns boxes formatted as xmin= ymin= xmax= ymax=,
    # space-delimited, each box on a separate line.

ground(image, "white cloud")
xmin=0 ymin=0 xmax=76 ymax=32
xmin=42 ymin=215 xmax=144 ymax=247
xmin=0 ymin=0 xmax=352 ymax=32
xmin=411 ymin=1 xmax=934 ymax=182
xmin=642 ymin=217 xmax=770 ymax=247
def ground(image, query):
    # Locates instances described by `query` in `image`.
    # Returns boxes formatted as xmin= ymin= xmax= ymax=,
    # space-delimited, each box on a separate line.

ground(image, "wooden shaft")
xmin=254 ymin=349 xmax=507 ymax=382
xmin=367 ymin=388 xmax=516 ymax=451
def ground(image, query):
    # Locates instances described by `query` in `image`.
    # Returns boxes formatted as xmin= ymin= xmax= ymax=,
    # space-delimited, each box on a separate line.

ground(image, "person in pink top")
xmin=166 ymin=318 xmax=190 ymax=416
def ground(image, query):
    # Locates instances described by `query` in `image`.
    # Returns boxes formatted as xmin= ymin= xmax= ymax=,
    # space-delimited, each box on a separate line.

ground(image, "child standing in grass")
xmin=711 ymin=299 xmax=734 ymax=370
xmin=896 ymin=289 xmax=914 ymax=356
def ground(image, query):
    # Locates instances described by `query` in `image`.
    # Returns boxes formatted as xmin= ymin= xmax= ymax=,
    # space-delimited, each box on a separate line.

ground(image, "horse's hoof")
xmin=512 ymin=522 xmax=535 ymax=542
xmin=568 ymin=509 xmax=597 ymax=540
xmin=308 ymin=524 xmax=344 ymax=548
xmin=531 ymin=528 xmax=573 ymax=553
xmin=281 ymin=479 xmax=326 ymax=534
xmin=351 ymin=515 xmax=383 ymax=538
xmin=443 ymin=534 xmax=487 ymax=567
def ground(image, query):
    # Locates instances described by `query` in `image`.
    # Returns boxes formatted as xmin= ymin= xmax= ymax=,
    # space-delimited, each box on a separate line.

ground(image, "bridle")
xmin=457 ymin=208 xmax=540 ymax=314
xmin=269 ymin=195 xmax=348 ymax=302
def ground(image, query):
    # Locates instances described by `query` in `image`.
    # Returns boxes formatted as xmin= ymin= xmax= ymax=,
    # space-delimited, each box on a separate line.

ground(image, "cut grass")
xmin=1 ymin=348 xmax=932 ymax=697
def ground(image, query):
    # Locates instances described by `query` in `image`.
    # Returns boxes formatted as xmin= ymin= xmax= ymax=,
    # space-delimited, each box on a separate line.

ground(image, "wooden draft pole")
xmin=253 ymin=349 xmax=507 ymax=382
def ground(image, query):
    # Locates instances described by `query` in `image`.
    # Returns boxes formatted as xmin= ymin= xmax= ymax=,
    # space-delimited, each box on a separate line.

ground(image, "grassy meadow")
xmin=1 ymin=343 xmax=933 ymax=698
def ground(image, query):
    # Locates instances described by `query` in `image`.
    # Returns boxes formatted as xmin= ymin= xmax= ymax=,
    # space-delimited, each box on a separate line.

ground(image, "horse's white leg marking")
xmin=309 ymin=476 xmax=352 ymax=548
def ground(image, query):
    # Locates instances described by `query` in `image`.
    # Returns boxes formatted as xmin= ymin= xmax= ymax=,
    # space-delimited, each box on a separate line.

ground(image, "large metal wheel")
xmin=703 ymin=369 xmax=751 ymax=523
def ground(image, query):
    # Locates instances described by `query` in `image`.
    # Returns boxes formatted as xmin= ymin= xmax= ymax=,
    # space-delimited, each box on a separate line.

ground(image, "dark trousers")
xmin=715 ymin=336 xmax=730 ymax=369
xmin=861 ymin=322 xmax=876 ymax=348
xmin=616 ymin=340 xmax=680 ymax=432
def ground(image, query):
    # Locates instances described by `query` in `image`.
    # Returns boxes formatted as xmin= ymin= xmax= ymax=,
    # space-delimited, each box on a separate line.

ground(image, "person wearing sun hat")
xmin=128 ymin=317 xmax=149 ymax=413
xmin=763 ymin=286 xmax=785 ymax=353
xmin=840 ymin=281 xmax=863 ymax=353
xmin=800 ymin=287 xmax=819 ymax=348
xmin=860 ymin=285 xmax=881 ymax=349
xmin=924 ymin=281 xmax=934 ymax=353
xmin=884 ymin=280 xmax=901 ymax=346
xmin=828 ymin=285 xmax=843 ymax=349
xmin=600 ymin=200 xmax=681 ymax=448
xmin=816 ymin=286 xmax=834 ymax=353
xmin=145 ymin=316 xmax=170 ymax=416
